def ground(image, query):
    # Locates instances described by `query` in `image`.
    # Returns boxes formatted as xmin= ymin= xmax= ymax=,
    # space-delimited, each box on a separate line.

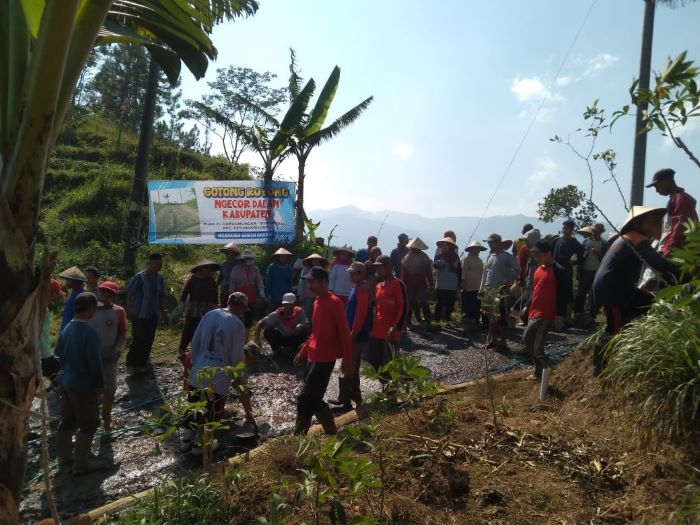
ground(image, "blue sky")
xmin=180 ymin=0 xmax=700 ymax=226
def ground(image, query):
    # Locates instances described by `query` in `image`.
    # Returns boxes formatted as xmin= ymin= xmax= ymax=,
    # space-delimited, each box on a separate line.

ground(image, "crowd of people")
xmin=43 ymin=167 xmax=696 ymax=475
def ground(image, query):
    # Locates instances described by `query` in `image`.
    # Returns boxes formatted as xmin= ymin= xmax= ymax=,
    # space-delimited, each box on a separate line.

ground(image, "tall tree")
xmin=287 ymin=51 xmax=373 ymax=242
xmin=630 ymin=0 xmax=696 ymax=206
xmin=184 ymin=66 xmax=287 ymax=164
xmin=0 ymin=1 xmax=257 ymax=522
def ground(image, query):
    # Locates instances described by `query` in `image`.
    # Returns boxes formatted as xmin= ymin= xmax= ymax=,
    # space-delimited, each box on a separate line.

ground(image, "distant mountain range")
xmin=308 ymin=206 xmax=554 ymax=252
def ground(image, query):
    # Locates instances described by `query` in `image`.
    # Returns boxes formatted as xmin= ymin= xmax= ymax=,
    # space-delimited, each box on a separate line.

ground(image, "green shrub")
xmin=111 ymin=474 xmax=227 ymax=525
xmin=603 ymin=301 xmax=700 ymax=448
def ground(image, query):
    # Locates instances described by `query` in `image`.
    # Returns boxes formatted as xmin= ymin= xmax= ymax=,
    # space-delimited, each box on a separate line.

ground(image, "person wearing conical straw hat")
xmin=553 ymin=219 xmax=584 ymax=328
xmin=266 ymin=248 xmax=294 ymax=311
xmin=299 ymin=253 xmax=329 ymax=320
xmin=217 ymin=242 xmax=241 ymax=307
xmin=592 ymin=206 xmax=680 ymax=373
xmin=329 ymin=247 xmax=354 ymax=305
xmin=176 ymin=260 xmax=220 ymax=362
xmin=646 ymin=168 xmax=698 ymax=256
xmin=401 ymin=237 xmax=435 ymax=330
xmin=433 ymin=237 xmax=461 ymax=327
xmin=574 ymin=223 xmax=608 ymax=324
xmin=57 ymin=266 xmax=87 ymax=333
xmin=460 ymin=241 xmax=487 ymax=330
xmin=481 ymin=234 xmax=520 ymax=350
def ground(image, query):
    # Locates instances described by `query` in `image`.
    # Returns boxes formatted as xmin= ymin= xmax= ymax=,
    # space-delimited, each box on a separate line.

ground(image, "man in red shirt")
xmin=293 ymin=267 xmax=353 ymax=435
xmin=522 ymin=241 xmax=563 ymax=380
xmin=330 ymin=261 xmax=372 ymax=412
xmin=368 ymin=255 xmax=408 ymax=373
xmin=646 ymin=168 xmax=698 ymax=255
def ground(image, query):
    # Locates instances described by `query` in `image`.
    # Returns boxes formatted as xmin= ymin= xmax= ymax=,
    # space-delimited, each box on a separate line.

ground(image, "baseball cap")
xmin=301 ymin=266 xmax=329 ymax=281
xmin=98 ymin=280 xmax=119 ymax=295
xmin=347 ymin=261 xmax=366 ymax=273
xmin=646 ymin=168 xmax=676 ymax=187
xmin=372 ymin=254 xmax=392 ymax=266
xmin=282 ymin=293 xmax=296 ymax=305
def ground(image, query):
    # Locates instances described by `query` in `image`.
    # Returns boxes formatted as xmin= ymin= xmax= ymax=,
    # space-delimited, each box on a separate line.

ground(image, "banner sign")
xmin=147 ymin=180 xmax=296 ymax=245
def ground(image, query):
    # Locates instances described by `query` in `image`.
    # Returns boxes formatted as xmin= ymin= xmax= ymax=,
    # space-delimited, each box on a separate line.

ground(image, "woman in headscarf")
xmin=401 ymin=238 xmax=434 ymax=330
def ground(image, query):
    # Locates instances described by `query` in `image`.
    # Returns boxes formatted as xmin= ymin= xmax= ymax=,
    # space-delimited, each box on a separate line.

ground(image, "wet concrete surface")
xmin=20 ymin=322 xmax=588 ymax=522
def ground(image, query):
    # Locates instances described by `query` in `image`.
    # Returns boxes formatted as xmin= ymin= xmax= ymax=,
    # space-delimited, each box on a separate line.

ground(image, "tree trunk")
xmin=630 ymin=0 xmax=656 ymax=207
xmin=294 ymin=155 xmax=306 ymax=243
xmin=123 ymin=58 xmax=159 ymax=271
xmin=0 ymin=251 xmax=55 ymax=525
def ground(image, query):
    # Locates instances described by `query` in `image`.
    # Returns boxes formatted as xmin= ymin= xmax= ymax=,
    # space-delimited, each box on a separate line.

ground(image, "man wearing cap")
xmin=181 ymin=292 xmax=257 ymax=453
xmin=255 ymin=292 xmax=309 ymax=355
xmin=574 ymin=223 xmax=608 ymax=322
xmin=177 ymin=260 xmax=220 ymax=362
xmin=330 ymin=261 xmax=372 ymax=412
xmin=553 ymin=220 xmax=583 ymax=326
xmin=125 ymin=253 xmax=167 ymax=373
xmin=89 ymin=281 xmax=127 ymax=433
xmin=58 ymin=266 xmax=87 ymax=333
xmin=402 ymin=238 xmax=434 ymax=330
xmin=54 ymin=292 xmax=108 ymax=475
xmin=356 ymin=235 xmax=378 ymax=264
xmin=646 ymin=168 xmax=698 ymax=256
xmin=460 ymin=241 xmax=486 ymax=329
xmin=293 ymin=267 xmax=353 ymax=435
xmin=389 ymin=233 xmax=410 ymax=278
xmin=217 ymin=243 xmax=241 ymax=307
xmin=481 ymin=234 xmax=520 ymax=350
xmin=369 ymin=255 xmax=408 ymax=372
xmin=513 ymin=223 xmax=534 ymax=258
xmin=266 ymin=248 xmax=294 ymax=310
xmin=592 ymin=206 xmax=680 ymax=372
xmin=40 ymin=279 xmax=66 ymax=380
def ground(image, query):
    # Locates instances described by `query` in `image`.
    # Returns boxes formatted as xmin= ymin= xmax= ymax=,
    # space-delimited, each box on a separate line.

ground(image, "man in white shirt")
xmin=181 ymin=292 xmax=257 ymax=454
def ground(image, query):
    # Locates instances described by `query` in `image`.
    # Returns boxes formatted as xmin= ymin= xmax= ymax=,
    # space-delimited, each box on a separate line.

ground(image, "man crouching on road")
xmin=294 ymin=267 xmax=353 ymax=435
xmin=181 ymin=292 xmax=257 ymax=455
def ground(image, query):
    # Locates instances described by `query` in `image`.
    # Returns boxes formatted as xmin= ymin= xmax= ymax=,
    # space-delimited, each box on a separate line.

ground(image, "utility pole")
xmin=630 ymin=0 xmax=656 ymax=207
xmin=123 ymin=57 xmax=159 ymax=271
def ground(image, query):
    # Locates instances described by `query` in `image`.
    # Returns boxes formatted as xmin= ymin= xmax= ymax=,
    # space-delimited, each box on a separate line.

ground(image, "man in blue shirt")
xmin=265 ymin=248 xmax=294 ymax=310
xmin=54 ymin=292 xmax=109 ymax=476
xmin=355 ymin=235 xmax=378 ymax=263
xmin=125 ymin=253 xmax=167 ymax=374
xmin=57 ymin=266 xmax=87 ymax=332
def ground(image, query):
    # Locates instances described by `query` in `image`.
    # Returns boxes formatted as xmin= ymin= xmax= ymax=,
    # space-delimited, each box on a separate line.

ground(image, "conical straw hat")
xmin=620 ymin=206 xmax=666 ymax=234
xmin=466 ymin=241 xmax=487 ymax=251
xmin=407 ymin=237 xmax=429 ymax=250
xmin=273 ymin=247 xmax=293 ymax=257
xmin=190 ymin=259 xmax=220 ymax=273
xmin=58 ymin=266 xmax=86 ymax=282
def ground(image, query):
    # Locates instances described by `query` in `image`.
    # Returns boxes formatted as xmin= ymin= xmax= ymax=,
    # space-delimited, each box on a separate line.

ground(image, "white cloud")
xmin=555 ymin=76 xmax=572 ymax=87
xmin=511 ymin=76 xmax=547 ymax=103
xmin=528 ymin=157 xmax=558 ymax=184
xmin=583 ymin=53 xmax=619 ymax=77
xmin=392 ymin=143 xmax=414 ymax=158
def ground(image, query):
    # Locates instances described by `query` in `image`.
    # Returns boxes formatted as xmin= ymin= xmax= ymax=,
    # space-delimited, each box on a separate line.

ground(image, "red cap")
xmin=50 ymin=279 xmax=66 ymax=298
xmin=98 ymin=280 xmax=120 ymax=295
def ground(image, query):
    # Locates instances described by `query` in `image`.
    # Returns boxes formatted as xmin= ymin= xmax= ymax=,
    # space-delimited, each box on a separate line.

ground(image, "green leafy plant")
xmin=110 ymin=474 xmax=227 ymax=525
xmin=428 ymin=399 xmax=455 ymax=434
xmin=603 ymin=302 xmax=700 ymax=448
xmin=613 ymin=51 xmax=700 ymax=169
xmin=363 ymin=353 xmax=440 ymax=410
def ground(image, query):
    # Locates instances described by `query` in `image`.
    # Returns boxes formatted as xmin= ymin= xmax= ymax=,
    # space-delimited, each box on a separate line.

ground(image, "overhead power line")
xmin=466 ymin=0 xmax=599 ymax=244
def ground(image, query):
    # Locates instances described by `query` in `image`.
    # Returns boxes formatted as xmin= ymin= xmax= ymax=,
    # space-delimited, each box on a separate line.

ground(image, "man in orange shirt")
xmin=368 ymin=255 xmax=408 ymax=373
xmin=293 ymin=267 xmax=353 ymax=435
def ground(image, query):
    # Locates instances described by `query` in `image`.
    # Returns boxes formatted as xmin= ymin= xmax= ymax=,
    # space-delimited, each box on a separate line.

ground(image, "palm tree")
xmin=0 ymin=2 xmax=256 ymax=521
xmin=287 ymin=51 xmax=373 ymax=242
xmin=630 ymin=0 xmax=696 ymax=206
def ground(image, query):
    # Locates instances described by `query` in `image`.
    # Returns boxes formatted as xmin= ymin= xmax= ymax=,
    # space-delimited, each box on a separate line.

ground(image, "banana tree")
xmin=287 ymin=51 xmax=373 ymax=241
xmin=190 ymin=76 xmax=317 ymax=187
xmin=0 ymin=1 xmax=256 ymax=522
